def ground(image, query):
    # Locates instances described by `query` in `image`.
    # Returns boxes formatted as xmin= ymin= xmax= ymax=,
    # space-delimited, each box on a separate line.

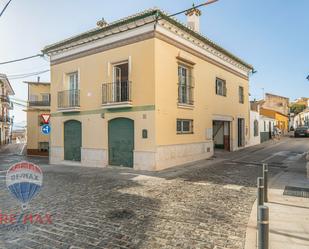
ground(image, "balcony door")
xmin=69 ymin=72 xmax=78 ymax=107
xmin=113 ymin=63 xmax=129 ymax=102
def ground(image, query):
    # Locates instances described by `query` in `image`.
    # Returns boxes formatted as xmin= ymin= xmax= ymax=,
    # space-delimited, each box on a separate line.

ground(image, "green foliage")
xmin=290 ymin=104 xmax=306 ymax=114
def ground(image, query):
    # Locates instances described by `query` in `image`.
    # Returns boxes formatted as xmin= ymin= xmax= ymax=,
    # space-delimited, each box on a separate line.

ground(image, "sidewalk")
xmin=245 ymin=154 xmax=309 ymax=249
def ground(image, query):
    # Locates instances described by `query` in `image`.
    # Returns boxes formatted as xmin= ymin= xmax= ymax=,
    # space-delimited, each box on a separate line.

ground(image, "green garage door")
xmin=64 ymin=120 xmax=81 ymax=161
xmin=108 ymin=118 xmax=134 ymax=167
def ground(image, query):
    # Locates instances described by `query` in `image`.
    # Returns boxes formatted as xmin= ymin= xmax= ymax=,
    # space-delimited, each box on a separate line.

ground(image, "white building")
xmin=249 ymin=110 xmax=260 ymax=146
xmin=259 ymin=115 xmax=276 ymax=143
xmin=294 ymin=109 xmax=309 ymax=128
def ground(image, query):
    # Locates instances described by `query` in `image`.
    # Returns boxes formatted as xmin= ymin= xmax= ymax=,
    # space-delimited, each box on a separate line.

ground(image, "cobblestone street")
xmin=0 ymin=138 xmax=308 ymax=249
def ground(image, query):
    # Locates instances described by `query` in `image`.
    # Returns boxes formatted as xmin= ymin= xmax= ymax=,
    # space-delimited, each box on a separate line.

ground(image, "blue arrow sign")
xmin=41 ymin=124 xmax=51 ymax=135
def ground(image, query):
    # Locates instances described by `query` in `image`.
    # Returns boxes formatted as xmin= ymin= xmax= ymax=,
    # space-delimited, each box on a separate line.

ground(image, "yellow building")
xmin=260 ymin=108 xmax=289 ymax=134
xmin=43 ymin=8 xmax=253 ymax=170
xmin=25 ymin=81 xmax=50 ymax=156
xmin=0 ymin=74 xmax=14 ymax=145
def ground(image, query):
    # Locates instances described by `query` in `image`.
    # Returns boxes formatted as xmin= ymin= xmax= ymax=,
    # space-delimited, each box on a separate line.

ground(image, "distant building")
xmin=260 ymin=108 xmax=289 ymax=134
xmin=291 ymin=97 xmax=309 ymax=108
xmin=262 ymin=93 xmax=289 ymax=116
xmin=12 ymin=128 xmax=27 ymax=144
xmin=294 ymin=108 xmax=309 ymax=128
xmin=0 ymin=74 xmax=14 ymax=145
xmin=24 ymin=80 xmax=50 ymax=156
xmin=259 ymin=115 xmax=276 ymax=143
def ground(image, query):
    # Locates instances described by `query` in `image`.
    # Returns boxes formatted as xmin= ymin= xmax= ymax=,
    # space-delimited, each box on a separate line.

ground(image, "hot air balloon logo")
xmin=6 ymin=161 xmax=43 ymax=210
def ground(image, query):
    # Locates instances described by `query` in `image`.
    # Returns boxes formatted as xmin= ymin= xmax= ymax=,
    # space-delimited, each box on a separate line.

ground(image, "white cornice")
xmin=156 ymin=21 xmax=250 ymax=76
xmin=50 ymin=22 xmax=155 ymax=62
xmin=49 ymin=17 xmax=250 ymax=77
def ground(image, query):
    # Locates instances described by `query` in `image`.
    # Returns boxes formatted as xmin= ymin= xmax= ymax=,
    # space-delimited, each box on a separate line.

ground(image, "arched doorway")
xmin=64 ymin=120 xmax=82 ymax=161
xmin=108 ymin=118 xmax=134 ymax=167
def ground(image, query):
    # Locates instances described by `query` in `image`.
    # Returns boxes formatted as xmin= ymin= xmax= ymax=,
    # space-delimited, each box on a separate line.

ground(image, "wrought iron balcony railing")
xmin=0 ymin=115 xmax=12 ymax=123
xmin=0 ymin=95 xmax=9 ymax=103
xmin=29 ymin=100 xmax=51 ymax=107
xmin=57 ymin=89 xmax=80 ymax=109
xmin=102 ymin=81 xmax=132 ymax=105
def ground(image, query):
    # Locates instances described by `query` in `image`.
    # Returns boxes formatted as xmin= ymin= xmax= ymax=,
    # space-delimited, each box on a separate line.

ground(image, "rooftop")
xmin=43 ymin=8 xmax=253 ymax=70
xmin=23 ymin=81 xmax=50 ymax=85
xmin=0 ymin=73 xmax=15 ymax=95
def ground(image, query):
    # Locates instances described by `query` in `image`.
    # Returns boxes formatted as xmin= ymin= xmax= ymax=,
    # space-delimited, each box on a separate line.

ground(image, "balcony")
xmin=0 ymin=95 xmax=9 ymax=103
xmin=102 ymin=81 xmax=132 ymax=108
xmin=57 ymin=89 xmax=80 ymax=112
xmin=29 ymin=100 xmax=51 ymax=107
xmin=0 ymin=115 xmax=12 ymax=124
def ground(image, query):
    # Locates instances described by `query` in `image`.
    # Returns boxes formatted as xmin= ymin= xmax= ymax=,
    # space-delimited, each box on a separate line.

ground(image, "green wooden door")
xmin=108 ymin=118 xmax=134 ymax=167
xmin=64 ymin=120 xmax=81 ymax=161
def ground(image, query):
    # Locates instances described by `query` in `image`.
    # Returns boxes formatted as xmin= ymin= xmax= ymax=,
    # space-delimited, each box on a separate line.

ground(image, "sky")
xmin=1 ymin=0 xmax=309 ymax=125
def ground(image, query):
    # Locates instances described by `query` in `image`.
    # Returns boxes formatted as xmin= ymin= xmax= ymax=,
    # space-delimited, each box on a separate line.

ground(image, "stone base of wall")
xmin=134 ymin=151 xmax=156 ymax=171
xmin=50 ymin=142 xmax=214 ymax=171
xmin=155 ymin=141 xmax=214 ymax=171
xmin=81 ymin=148 xmax=107 ymax=167
xmin=49 ymin=146 xmax=63 ymax=164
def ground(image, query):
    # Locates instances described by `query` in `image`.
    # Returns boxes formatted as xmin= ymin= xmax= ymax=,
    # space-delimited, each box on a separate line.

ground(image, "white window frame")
xmin=178 ymin=65 xmax=192 ymax=105
xmin=216 ymin=78 xmax=227 ymax=96
xmin=177 ymin=119 xmax=194 ymax=134
xmin=112 ymin=61 xmax=129 ymax=103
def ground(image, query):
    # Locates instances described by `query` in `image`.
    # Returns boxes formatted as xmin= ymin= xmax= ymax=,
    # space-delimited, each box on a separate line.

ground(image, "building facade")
xmin=262 ymin=93 xmax=290 ymax=116
xmin=0 ymin=74 xmax=14 ymax=145
xmin=259 ymin=115 xmax=276 ymax=143
xmin=43 ymin=8 xmax=253 ymax=170
xmin=260 ymin=107 xmax=289 ymax=134
xmin=294 ymin=109 xmax=309 ymax=128
xmin=25 ymin=81 xmax=50 ymax=156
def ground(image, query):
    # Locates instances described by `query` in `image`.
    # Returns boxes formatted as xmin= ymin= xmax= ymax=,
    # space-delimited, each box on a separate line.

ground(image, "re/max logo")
xmin=0 ymin=213 xmax=52 ymax=225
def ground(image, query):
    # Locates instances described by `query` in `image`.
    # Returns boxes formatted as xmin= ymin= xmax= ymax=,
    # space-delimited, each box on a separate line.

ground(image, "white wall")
xmin=249 ymin=111 xmax=260 ymax=146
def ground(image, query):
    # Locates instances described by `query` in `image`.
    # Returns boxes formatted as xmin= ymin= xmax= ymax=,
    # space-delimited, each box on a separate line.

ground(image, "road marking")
xmin=261 ymin=154 xmax=277 ymax=163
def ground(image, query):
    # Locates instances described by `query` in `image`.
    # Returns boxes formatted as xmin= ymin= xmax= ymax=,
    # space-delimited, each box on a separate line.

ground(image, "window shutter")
xmin=223 ymin=82 xmax=227 ymax=96
xmin=215 ymin=79 xmax=218 ymax=94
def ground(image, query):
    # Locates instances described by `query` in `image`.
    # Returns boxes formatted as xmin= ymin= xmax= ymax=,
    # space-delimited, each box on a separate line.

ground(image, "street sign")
xmin=41 ymin=124 xmax=51 ymax=135
xmin=41 ymin=114 xmax=50 ymax=124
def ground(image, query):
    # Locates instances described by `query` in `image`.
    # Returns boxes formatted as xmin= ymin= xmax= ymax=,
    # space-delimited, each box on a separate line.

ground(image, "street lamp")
xmin=306 ymin=74 xmax=309 ymax=81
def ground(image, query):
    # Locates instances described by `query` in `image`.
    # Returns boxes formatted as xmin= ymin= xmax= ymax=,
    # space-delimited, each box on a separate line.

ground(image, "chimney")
xmin=186 ymin=4 xmax=201 ymax=32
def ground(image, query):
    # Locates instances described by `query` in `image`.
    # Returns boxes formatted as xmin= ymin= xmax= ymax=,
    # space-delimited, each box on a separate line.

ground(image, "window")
xmin=239 ymin=86 xmax=244 ymax=104
xmin=254 ymin=119 xmax=259 ymax=136
xmin=216 ymin=78 xmax=227 ymax=96
xmin=39 ymin=142 xmax=49 ymax=152
xmin=178 ymin=65 xmax=193 ymax=105
xmin=41 ymin=93 xmax=50 ymax=102
xmin=177 ymin=119 xmax=193 ymax=134
xmin=68 ymin=72 xmax=78 ymax=90
xmin=29 ymin=95 xmax=38 ymax=102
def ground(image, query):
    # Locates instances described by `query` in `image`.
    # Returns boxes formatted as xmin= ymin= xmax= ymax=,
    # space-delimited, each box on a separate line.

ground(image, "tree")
xmin=290 ymin=104 xmax=306 ymax=114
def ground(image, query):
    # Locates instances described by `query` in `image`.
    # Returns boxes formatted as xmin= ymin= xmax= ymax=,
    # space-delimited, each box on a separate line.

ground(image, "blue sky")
xmin=1 ymin=0 xmax=309 ymax=124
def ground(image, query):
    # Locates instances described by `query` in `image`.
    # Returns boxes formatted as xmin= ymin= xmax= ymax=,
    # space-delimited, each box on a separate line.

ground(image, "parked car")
xmin=294 ymin=126 xmax=309 ymax=137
